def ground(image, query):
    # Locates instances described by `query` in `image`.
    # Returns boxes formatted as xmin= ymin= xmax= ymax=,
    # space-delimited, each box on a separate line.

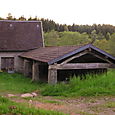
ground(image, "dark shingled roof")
xmin=0 ymin=20 xmax=43 ymax=51
xmin=20 ymin=44 xmax=115 ymax=65
xmin=20 ymin=45 xmax=81 ymax=63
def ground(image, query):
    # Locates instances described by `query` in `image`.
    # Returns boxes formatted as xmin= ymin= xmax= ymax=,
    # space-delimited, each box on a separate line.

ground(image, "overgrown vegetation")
xmin=41 ymin=70 xmax=115 ymax=97
xmin=0 ymin=70 xmax=115 ymax=97
xmin=0 ymin=96 xmax=66 ymax=115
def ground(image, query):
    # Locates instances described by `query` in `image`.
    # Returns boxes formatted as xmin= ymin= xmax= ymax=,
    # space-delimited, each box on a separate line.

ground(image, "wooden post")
xmin=0 ymin=57 xmax=1 ymax=71
xmin=32 ymin=61 xmax=39 ymax=81
xmin=48 ymin=66 xmax=57 ymax=84
xmin=23 ymin=59 xmax=30 ymax=77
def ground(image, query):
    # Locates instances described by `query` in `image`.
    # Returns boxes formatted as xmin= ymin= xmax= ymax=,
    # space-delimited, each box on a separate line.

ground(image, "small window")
xmin=1 ymin=57 xmax=14 ymax=72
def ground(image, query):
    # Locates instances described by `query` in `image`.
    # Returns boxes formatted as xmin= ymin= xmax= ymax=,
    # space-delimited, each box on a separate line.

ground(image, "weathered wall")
xmin=0 ymin=52 xmax=24 ymax=72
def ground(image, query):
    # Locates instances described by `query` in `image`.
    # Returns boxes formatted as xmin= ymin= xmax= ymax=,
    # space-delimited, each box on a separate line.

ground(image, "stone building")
xmin=0 ymin=20 xmax=115 ymax=84
xmin=0 ymin=20 xmax=43 ymax=73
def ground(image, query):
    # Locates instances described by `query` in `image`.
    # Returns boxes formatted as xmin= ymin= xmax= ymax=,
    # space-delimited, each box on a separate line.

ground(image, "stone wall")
xmin=0 ymin=52 xmax=24 ymax=73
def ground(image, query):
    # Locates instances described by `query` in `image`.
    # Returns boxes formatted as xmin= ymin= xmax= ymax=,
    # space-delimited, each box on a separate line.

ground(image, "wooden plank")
xmin=23 ymin=59 xmax=30 ymax=77
xmin=0 ymin=57 xmax=1 ymax=70
xmin=48 ymin=66 xmax=57 ymax=84
xmin=61 ymin=51 xmax=88 ymax=65
xmin=50 ymin=63 xmax=112 ymax=70
xmin=32 ymin=61 xmax=39 ymax=81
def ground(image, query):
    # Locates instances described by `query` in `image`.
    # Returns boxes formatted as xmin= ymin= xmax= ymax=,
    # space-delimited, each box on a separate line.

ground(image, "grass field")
xmin=0 ymin=70 xmax=115 ymax=115
xmin=0 ymin=70 xmax=115 ymax=96
xmin=41 ymin=70 xmax=115 ymax=97
xmin=0 ymin=72 xmax=43 ymax=93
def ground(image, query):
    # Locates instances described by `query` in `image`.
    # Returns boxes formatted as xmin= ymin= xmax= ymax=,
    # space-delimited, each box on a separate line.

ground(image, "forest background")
xmin=1 ymin=13 xmax=115 ymax=56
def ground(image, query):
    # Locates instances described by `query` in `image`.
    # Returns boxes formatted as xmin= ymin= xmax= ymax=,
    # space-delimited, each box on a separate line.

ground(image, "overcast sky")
xmin=0 ymin=0 xmax=115 ymax=25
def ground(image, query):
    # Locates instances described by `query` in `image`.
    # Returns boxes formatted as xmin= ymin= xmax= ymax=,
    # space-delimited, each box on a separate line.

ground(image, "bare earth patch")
xmin=4 ymin=93 xmax=115 ymax=115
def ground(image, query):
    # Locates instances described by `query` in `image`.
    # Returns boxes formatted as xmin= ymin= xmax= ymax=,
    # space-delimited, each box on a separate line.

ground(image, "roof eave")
xmin=48 ymin=44 xmax=115 ymax=65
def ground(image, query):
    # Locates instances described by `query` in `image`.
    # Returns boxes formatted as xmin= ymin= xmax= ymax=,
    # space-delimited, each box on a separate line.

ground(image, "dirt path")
xmin=8 ymin=95 xmax=115 ymax=115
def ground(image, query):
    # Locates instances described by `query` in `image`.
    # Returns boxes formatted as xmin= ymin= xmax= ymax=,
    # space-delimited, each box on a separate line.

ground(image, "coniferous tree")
xmin=90 ymin=30 xmax=98 ymax=44
xmin=106 ymin=32 xmax=111 ymax=40
xmin=7 ymin=13 xmax=13 ymax=20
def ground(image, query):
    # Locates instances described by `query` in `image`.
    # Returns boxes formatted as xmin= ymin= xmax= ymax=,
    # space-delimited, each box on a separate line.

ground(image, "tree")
xmin=105 ymin=32 xmax=111 ymax=40
xmin=90 ymin=30 xmax=98 ymax=44
xmin=28 ymin=16 xmax=32 ymax=21
xmin=7 ymin=13 xmax=13 ymax=20
xmin=63 ymin=24 xmax=69 ymax=31
xmin=0 ymin=17 xmax=4 ymax=20
xmin=59 ymin=24 xmax=64 ymax=32
xmin=97 ymin=32 xmax=105 ymax=40
xmin=94 ymin=39 xmax=109 ymax=52
xmin=71 ymin=23 xmax=76 ymax=32
xmin=44 ymin=30 xmax=59 ymax=46
xmin=108 ymin=33 xmax=115 ymax=56
xmin=18 ymin=15 xmax=26 ymax=21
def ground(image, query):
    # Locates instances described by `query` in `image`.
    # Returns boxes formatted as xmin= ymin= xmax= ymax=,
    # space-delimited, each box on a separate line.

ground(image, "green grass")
xmin=77 ymin=111 xmax=97 ymax=115
xmin=105 ymin=102 xmax=115 ymax=108
xmin=23 ymin=96 xmax=63 ymax=104
xmin=0 ymin=96 xmax=66 ymax=115
xmin=41 ymin=70 xmax=115 ymax=97
xmin=0 ymin=70 xmax=115 ymax=97
xmin=0 ymin=72 xmax=43 ymax=93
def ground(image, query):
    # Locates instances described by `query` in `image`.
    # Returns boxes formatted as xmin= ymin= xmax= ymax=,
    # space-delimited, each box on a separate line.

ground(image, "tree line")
xmin=0 ymin=13 xmax=115 ymax=36
xmin=0 ymin=13 xmax=115 ymax=56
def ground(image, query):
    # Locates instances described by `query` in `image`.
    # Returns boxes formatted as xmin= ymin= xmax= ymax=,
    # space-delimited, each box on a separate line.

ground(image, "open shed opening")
xmin=23 ymin=58 xmax=48 ymax=82
xmin=39 ymin=63 xmax=48 ymax=82
xmin=57 ymin=53 xmax=108 ymax=81
xmin=57 ymin=68 xmax=107 ymax=81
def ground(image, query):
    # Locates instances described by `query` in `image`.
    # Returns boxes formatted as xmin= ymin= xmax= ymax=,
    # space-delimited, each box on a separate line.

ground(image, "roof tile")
xmin=20 ymin=46 xmax=81 ymax=63
xmin=0 ymin=20 xmax=43 ymax=51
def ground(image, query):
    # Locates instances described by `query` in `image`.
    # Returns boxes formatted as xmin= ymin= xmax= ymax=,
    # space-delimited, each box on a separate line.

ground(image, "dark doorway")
xmin=1 ymin=57 xmax=14 ymax=72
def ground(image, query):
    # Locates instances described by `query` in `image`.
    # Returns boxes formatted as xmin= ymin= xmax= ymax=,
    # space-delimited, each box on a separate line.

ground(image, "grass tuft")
xmin=41 ymin=70 xmax=115 ymax=97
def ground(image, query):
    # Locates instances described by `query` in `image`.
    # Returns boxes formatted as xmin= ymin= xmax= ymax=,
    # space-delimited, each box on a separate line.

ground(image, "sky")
xmin=0 ymin=0 xmax=115 ymax=25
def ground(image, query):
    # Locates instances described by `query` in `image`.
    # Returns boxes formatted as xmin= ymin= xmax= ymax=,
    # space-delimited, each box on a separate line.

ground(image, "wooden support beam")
xmin=49 ymin=63 xmax=112 ymax=70
xmin=0 ymin=57 xmax=1 ymax=70
xmin=32 ymin=61 xmax=39 ymax=81
xmin=48 ymin=65 xmax=57 ymax=84
xmin=23 ymin=59 xmax=30 ymax=77
xmin=61 ymin=51 xmax=88 ymax=65
xmin=89 ymin=52 xmax=113 ymax=64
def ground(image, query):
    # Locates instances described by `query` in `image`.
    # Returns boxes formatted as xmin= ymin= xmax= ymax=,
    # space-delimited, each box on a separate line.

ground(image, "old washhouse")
xmin=0 ymin=20 xmax=115 ymax=84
